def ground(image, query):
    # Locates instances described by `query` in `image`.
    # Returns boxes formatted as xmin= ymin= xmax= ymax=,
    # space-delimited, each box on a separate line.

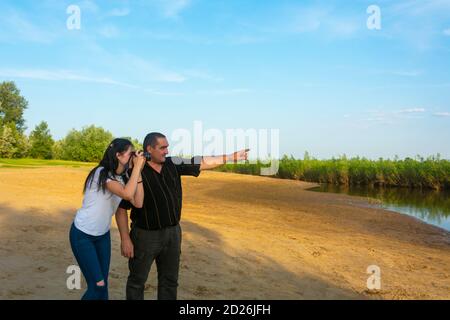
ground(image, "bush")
xmin=0 ymin=122 xmax=29 ymax=158
xmin=58 ymin=125 xmax=114 ymax=162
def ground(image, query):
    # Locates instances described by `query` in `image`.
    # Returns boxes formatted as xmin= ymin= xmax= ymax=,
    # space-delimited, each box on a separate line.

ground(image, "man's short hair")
xmin=143 ymin=132 xmax=166 ymax=151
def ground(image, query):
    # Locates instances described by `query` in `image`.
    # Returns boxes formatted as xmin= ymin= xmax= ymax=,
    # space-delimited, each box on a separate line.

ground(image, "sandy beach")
xmin=0 ymin=167 xmax=449 ymax=300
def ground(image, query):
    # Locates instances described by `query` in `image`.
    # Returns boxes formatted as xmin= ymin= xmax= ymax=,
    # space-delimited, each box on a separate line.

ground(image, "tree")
xmin=29 ymin=121 xmax=54 ymax=159
xmin=59 ymin=125 xmax=114 ymax=162
xmin=124 ymin=137 xmax=143 ymax=151
xmin=0 ymin=122 xmax=29 ymax=158
xmin=52 ymin=140 xmax=64 ymax=160
xmin=0 ymin=124 xmax=15 ymax=158
xmin=0 ymin=81 xmax=28 ymax=133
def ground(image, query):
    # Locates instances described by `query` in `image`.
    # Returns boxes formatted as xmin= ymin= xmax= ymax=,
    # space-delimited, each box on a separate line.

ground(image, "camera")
xmin=143 ymin=152 xmax=151 ymax=161
xmin=131 ymin=151 xmax=151 ymax=161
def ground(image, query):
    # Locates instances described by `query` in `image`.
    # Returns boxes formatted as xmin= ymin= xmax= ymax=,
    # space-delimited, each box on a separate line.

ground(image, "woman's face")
xmin=116 ymin=145 xmax=134 ymax=167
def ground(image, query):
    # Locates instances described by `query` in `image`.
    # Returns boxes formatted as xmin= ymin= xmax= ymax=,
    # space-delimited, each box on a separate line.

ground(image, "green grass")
xmin=0 ymin=158 xmax=96 ymax=169
xmin=215 ymin=155 xmax=450 ymax=190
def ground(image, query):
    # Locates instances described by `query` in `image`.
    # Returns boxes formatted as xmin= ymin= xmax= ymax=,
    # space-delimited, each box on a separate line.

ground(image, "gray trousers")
xmin=126 ymin=224 xmax=182 ymax=300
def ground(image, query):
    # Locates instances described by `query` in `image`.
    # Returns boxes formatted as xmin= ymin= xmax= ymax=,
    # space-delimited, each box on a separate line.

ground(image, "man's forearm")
xmin=200 ymin=149 xmax=249 ymax=170
xmin=115 ymin=208 xmax=131 ymax=241
xmin=200 ymin=154 xmax=232 ymax=170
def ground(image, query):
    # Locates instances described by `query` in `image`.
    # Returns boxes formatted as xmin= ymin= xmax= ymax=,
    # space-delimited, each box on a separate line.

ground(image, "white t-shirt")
xmin=74 ymin=167 xmax=125 ymax=236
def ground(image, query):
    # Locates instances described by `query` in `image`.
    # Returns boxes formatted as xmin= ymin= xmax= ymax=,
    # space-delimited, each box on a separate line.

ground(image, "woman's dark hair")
xmin=83 ymin=138 xmax=133 ymax=194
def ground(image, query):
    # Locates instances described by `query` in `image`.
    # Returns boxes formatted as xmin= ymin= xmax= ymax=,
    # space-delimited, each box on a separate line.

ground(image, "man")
xmin=115 ymin=132 xmax=249 ymax=300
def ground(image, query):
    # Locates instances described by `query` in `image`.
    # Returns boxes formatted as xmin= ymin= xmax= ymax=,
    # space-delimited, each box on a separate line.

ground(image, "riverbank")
xmin=0 ymin=167 xmax=449 ymax=299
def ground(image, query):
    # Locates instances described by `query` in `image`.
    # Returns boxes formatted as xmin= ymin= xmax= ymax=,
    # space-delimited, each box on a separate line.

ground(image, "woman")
xmin=69 ymin=138 xmax=145 ymax=300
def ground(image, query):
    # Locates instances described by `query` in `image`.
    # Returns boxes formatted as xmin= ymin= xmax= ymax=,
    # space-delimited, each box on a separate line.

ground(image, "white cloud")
xmin=433 ymin=112 xmax=450 ymax=117
xmin=226 ymin=35 xmax=267 ymax=45
xmin=383 ymin=0 xmax=450 ymax=51
xmin=396 ymin=108 xmax=426 ymax=114
xmin=444 ymin=28 xmax=450 ymax=36
xmin=144 ymin=88 xmax=184 ymax=96
xmin=0 ymin=67 xmax=248 ymax=97
xmin=98 ymin=25 xmax=120 ymax=38
xmin=120 ymin=54 xmax=187 ymax=83
xmin=327 ymin=19 xmax=359 ymax=37
xmin=195 ymin=88 xmax=251 ymax=95
xmin=78 ymin=0 xmax=99 ymax=13
xmin=154 ymin=0 xmax=192 ymax=18
xmin=374 ymin=69 xmax=423 ymax=77
xmin=106 ymin=8 xmax=131 ymax=17
xmin=64 ymin=43 xmax=189 ymax=84
xmin=285 ymin=5 xmax=361 ymax=37
xmin=291 ymin=7 xmax=327 ymax=33
xmin=0 ymin=68 xmax=138 ymax=88
xmin=390 ymin=0 xmax=450 ymax=16
xmin=354 ymin=107 xmax=429 ymax=125
xmin=391 ymin=70 xmax=423 ymax=77
xmin=182 ymin=69 xmax=223 ymax=82
xmin=0 ymin=11 xmax=56 ymax=43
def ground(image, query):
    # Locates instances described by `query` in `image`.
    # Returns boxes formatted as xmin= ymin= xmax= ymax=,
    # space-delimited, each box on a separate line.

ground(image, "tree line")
xmin=0 ymin=81 xmax=141 ymax=162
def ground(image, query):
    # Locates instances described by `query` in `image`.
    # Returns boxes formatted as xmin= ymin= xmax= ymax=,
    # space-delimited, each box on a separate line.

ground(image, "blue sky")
xmin=0 ymin=0 xmax=449 ymax=159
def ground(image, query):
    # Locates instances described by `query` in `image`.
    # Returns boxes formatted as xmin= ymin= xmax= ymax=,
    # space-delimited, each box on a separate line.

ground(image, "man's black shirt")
xmin=119 ymin=156 xmax=201 ymax=230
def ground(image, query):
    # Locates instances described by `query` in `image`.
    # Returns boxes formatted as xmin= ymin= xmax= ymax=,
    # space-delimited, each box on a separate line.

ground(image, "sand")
xmin=0 ymin=167 xmax=449 ymax=300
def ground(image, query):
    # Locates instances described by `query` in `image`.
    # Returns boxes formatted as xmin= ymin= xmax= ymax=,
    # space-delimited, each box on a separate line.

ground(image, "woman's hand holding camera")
xmin=132 ymin=151 xmax=146 ymax=171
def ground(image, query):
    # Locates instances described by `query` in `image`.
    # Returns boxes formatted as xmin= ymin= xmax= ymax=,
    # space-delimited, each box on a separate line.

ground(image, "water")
xmin=308 ymin=185 xmax=450 ymax=232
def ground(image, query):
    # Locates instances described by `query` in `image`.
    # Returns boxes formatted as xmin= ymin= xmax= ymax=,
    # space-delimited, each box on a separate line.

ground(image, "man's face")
xmin=148 ymin=137 xmax=169 ymax=164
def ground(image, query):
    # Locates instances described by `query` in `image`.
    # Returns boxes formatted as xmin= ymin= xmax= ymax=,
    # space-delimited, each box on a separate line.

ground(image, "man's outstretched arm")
xmin=200 ymin=149 xmax=250 ymax=171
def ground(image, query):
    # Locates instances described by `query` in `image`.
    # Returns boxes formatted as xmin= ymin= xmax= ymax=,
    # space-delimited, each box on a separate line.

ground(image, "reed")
xmin=215 ymin=154 xmax=450 ymax=190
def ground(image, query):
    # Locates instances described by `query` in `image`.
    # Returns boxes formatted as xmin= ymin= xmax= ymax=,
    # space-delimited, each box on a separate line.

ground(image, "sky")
xmin=0 ymin=0 xmax=449 ymax=159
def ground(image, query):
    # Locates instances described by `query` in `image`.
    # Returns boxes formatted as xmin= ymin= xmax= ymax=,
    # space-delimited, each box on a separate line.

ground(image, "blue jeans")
xmin=69 ymin=223 xmax=111 ymax=300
